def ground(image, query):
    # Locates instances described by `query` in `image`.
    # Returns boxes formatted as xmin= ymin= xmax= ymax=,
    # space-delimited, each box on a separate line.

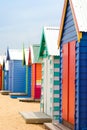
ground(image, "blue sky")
xmin=0 ymin=0 xmax=64 ymax=54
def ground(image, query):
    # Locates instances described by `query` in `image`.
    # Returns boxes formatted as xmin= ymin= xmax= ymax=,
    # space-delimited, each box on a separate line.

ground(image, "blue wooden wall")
xmin=9 ymin=61 xmax=13 ymax=91
xmin=61 ymin=2 xmax=77 ymax=45
xmin=60 ymin=0 xmax=87 ymax=129
xmin=75 ymin=32 xmax=87 ymax=130
xmin=9 ymin=60 xmax=26 ymax=93
xmin=60 ymin=1 xmax=77 ymax=123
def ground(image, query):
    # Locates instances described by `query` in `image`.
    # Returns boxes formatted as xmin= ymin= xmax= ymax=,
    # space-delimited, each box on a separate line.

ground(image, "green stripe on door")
xmin=53 ymin=106 xmax=60 ymax=111
xmin=54 ymin=72 xmax=60 ymax=76
xmin=54 ymin=56 xmax=60 ymax=60
xmin=54 ymin=90 xmax=60 ymax=94
xmin=54 ymin=64 xmax=60 ymax=68
xmin=54 ymin=80 xmax=60 ymax=85
xmin=53 ymin=98 xmax=60 ymax=103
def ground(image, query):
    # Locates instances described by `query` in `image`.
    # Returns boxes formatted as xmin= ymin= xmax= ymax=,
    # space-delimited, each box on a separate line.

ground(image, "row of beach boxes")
xmin=0 ymin=30 xmax=60 ymax=123
xmin=0 ymin=23 xmax=87 ymax=130
xmin=0 ymin=0 xmax=87 ymax=129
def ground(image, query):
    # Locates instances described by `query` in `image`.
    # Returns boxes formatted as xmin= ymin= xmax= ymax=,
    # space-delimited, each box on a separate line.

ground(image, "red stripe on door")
xmin=62 ymin=41 xmax=75 ymax=124
xmin=68 ymin=41 xmax=75 ymax=124
xmin=62 ymin=44 xmax=69 ymax=121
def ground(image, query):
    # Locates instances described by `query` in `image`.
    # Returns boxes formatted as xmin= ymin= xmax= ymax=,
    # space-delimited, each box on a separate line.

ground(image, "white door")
xmin=46 ymin=57 xmax=51 ymax=116
xmin=47 ymin=56 xmax=53 ymax=117
xmin=44 ymin=58 xmax=48 ymax=114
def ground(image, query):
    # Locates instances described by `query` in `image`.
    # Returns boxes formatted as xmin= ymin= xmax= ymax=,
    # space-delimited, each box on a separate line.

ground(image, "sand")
xmin=0 ymin=94 xmax=45 ymax=130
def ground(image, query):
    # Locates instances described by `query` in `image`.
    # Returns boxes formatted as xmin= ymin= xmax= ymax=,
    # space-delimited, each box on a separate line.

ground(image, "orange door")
xmin=68 ymin=41 xmax=75 ymax=124
xmin=36 ymin=64 xmax=42 ymax=80
xmin=62 ymin=44 xmax=69 ymax=121
xmin=62 ymin=42 xmax=75 ymax=124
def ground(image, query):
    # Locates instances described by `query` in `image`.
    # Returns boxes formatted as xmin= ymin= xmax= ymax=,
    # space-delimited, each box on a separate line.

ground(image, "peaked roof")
xmin=39 ymin=27 xmax=60 ymax=57
xmin=58 ymin=0 xmax=87 ymax=48
xmin=8 ymin=49 xmax=23 ymax=60
xmin=30 ymin=44 xmax=41 ymax=63
xmin=71 ymin=0 xmax=87 ymax=32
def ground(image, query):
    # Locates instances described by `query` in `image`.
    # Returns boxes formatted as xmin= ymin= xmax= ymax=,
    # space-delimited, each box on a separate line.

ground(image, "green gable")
xmin=38 ymin=29 xmax=48 ymax=58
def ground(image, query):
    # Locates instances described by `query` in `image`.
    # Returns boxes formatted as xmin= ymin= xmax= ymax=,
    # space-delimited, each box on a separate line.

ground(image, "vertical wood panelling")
xmin=47 ymin=56 xmax=52 ymax=116
xmin=62 ymin=44 xmax=69 ymax=121
xmin=40 ymin=60 xmax=45 ymax=112
xmin=43 ymin=58 xmax=48 ymax=114
xmin=40 ymin=41 xmax=48 ymax=113
xmin=68 ymin=41 xmax=75 ymax=124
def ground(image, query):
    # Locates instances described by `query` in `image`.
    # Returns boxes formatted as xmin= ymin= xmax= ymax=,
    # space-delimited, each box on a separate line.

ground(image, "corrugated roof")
xmin=71 ymin=0 xmax=87 ymax=32
xmin=44 ymin=27 xmax=60 ymax=56
xmin=30 ymin=44 xmax=41 ymax=63
xmin=9 ymin=49 xmax=23 ymax=60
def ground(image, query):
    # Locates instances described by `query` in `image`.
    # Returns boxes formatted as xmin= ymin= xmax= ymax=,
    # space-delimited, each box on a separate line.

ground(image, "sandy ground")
xmin=0 ymin=94 xmax=45 ymax=130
